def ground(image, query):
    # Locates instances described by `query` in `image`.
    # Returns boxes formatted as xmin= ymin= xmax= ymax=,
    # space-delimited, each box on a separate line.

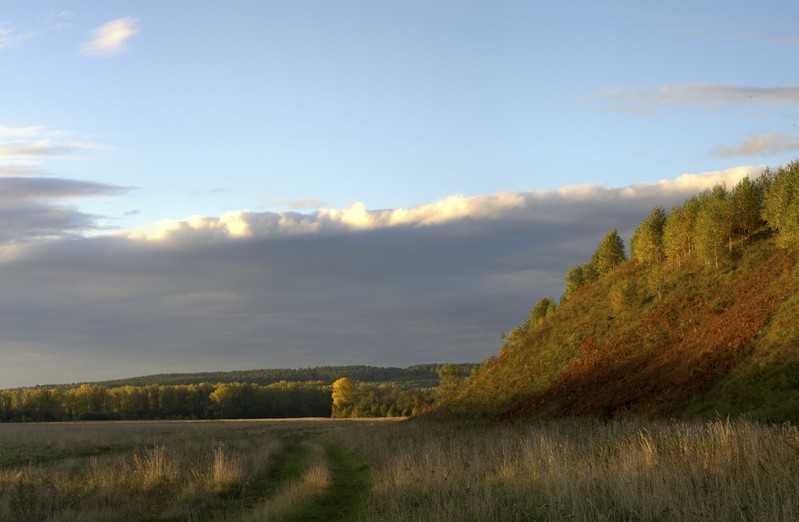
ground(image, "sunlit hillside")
xmin=433 ymin=162 xmax=799 ymax=422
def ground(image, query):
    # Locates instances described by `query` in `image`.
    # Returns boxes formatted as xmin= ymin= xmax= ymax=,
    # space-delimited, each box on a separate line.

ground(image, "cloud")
xmin=122 ymin=165 xmax=762 ymax=244
xmin=0 ymin=124 xmax=125 ymax=245
xmin=712 ymin=132 xmax=799 ymax=157
xmin=597 ymin=83 xmax=799 ymax=114
xmin=0 ymin=178 xmax=127 ymax=244
xmin=259 ymin=193 xmax=327 ymax=211
xmin=0 ymin=164 xmax=773 ymax=387
xmin=0 ymin=139 xmax=103 ymax=158
xmin=80 ymin=17 xmax=138 ymax=56
xmin=0 ymin=161 xmax=45 ymax=176
xmin=0 ymin=23 xmax=36 ymax=51
xmin=0 ymin=126 xmax=100 ymax=159
xmin=286 ymin=197 xmax=326 ymax=210
xmin=0 ymin=177 xmax=126 ymax=202
xmin=0 ymin=125 xmax=48 ymax=137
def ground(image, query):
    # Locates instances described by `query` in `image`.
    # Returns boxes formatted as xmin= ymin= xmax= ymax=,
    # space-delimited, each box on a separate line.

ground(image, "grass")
xmin=331 ymin=417 xmax=799 ymax=521
xmin=1 ymin=417 xmax=799 ymax=521
xmin=280 ymin=440 xmax=370 ymax=522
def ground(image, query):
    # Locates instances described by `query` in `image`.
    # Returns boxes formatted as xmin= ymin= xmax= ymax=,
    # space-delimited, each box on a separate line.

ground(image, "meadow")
xmin=1 ymin=417 xmax=799 ymax=521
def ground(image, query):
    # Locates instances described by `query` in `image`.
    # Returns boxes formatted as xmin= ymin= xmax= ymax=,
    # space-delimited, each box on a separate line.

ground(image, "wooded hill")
xmin=431 ymin=161 xmax=799 ymax=423
xmin=88 ymin=364 xmax=457 ymax=391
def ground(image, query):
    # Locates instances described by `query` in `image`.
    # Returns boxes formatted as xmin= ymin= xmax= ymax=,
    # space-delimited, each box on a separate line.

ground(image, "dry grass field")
xmin=1 ymin=417 xmax=798 ymax=521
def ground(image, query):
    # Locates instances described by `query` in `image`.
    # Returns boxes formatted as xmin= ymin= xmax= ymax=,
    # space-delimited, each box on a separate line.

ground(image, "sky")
xmin=1 ymin=1 xmax=798 ymax=388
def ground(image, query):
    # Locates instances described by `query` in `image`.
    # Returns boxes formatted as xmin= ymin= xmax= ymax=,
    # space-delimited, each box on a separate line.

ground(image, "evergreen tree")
xmin=590 ymin=228 xmax=627 ymax=276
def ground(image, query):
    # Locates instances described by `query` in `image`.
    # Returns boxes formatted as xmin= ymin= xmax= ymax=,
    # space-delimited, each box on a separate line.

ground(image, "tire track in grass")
xmin=212 ymin=435 xmax=370 ymax=522
xmin=192 ymin=437 xmax=313 ymax=522
xmin=282 ymin=439 xmax=370 ymax=522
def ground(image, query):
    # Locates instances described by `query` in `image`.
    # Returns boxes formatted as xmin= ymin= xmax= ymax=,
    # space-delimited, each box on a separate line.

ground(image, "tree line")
xmin=330 ymin=362 xmax=495 ymax=418
xmin=504 ymin=161 xmax=799 ymax=346
xmin=0 ymin=381 xmax=331 ymax=422
xmin=0 ymin=363 xmax=484 ymax=422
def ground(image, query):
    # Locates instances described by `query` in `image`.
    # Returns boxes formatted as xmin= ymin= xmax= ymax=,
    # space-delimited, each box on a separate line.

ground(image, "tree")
xmin=564 ymin=262 xmax=598 ymax=299
xmin=437 ymin=364 xmax=465 ymax=396
xmin=695 ymin=185 xmax=734 ymax=268
xmin=609 ymin=279 xmax=638 ymax=315
xmin=630 ymin=206 xmax=667 ymax=264
xmin=504 ymin=296 xmax=557 ymax=346
xmin=209 ymin=382 xmax=258 ymax=419
xmin=109 ymin=385 xmax=151 ymax=418
xmin=67 ymin=384 xmax=111 ymax=419
xmin=763 ymin=160 xmax=799 ymax=247
xmin=530 ymin=296 xmax=556 ymax=324
xmin=564 ymin=264 xmax=586 ymax=298
xmin=21 ymin=388 xmax=64 ymax=421
xmin=331 ymin=377 xmax=357 ymax=418
xmin=590 ymin=228 xmax=627 ymax=276
xmin=469 ymin=354 xmax=497 ymax=379
xmin=730 ymin=175 xmax=766 ymax=241
xmin=663 ymin=196 xmax=700 ymax=266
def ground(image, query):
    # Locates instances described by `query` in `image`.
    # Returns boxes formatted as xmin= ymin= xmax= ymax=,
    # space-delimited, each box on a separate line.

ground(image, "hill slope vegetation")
xmin=433 ymin=162 xmax=799 ymax=422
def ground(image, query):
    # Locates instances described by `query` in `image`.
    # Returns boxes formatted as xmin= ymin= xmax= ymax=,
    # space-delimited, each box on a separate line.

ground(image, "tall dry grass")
xmin=0 ymin=421 xmax=284 ymax=521
xmin=328 ymin=417 xmax=799 ymax=521
xmin=228 ymin=441 xmax=332 ymax=522
xmin=2 ymin=418 xmax=799 ymax=520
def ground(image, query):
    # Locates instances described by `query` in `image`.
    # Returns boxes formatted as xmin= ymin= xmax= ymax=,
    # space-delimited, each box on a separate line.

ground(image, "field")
xmin=2 ymin=418 xmax=799 ymax=521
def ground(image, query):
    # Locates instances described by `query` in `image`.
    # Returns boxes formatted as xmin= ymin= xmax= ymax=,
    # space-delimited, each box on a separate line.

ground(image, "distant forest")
xmin=0 ymin=364 xmax=479 ymax=422
xmin=90 ymin=365 xmax=449 ymax=390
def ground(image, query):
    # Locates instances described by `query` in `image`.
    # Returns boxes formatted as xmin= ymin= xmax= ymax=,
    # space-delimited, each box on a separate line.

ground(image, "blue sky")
xmin=1 ymin=2 xmax=798 ymax=387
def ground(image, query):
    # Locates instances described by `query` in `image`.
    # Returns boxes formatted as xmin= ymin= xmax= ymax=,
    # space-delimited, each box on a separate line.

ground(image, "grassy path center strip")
xmin=282 ymin=439 xmax=370 ymax=522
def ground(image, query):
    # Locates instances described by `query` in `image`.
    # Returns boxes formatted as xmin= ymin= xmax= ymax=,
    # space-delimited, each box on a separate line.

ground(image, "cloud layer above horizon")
xmin=0 ymin=163 xmax=767 ymax=388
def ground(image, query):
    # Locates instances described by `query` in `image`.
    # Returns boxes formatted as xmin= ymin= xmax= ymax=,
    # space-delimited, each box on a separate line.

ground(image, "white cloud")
xmin=80 ymin=17 xmax=138 ymax=56
xmin=0 ymin=124 xmax=103 ymax=161
xmin=126 ymin=211 xmax=256 ymax=242
xmin=120 ymin=165 xmax=765 ymax=244
xmin=0 ymin=139 xmax=102 ymax=158
xmin=0 ymin=23 xmax=35 ymax=51
xmin=712 ymin=133 xmax=799 ymax=157
xmin=0 ymin=125 xmax=47 ymax=137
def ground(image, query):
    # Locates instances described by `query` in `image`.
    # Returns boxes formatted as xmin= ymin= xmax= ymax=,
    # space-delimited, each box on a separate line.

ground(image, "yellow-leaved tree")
xmin=331 ymin=377 xmax=356 ymax=418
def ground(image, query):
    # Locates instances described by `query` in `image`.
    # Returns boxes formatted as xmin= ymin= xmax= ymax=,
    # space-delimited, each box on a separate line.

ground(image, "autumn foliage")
xmin=433 ymin=163 xmax=799 ymax=422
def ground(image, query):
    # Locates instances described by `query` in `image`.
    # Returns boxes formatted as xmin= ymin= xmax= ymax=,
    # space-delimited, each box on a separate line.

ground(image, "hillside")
xmin=432 ymin=164 xmax=799 ymax=423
